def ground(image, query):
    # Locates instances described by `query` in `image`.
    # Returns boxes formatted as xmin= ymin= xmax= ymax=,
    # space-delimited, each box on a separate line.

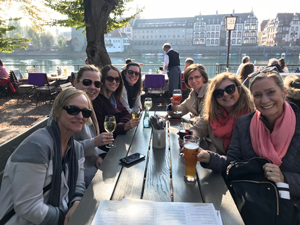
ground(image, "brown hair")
xmin=238 ymin=63 xmax=254 ymax=82
xmin=76 ymin=65 xmax=101 ymax=81
xmin=279 ymin=58 xmax=286 ymax=69
xmin=183 ymin=64 xmax=208 ymax=89
xmin=203 ymin=72 xmax=254 ymax=122
xmin=0 ymin=59 xmax=3 ymax=66
xmin=125 ymin=58 xmax=132 ymax=64
xmin=100 ymin=65 xmax=123 ymax=99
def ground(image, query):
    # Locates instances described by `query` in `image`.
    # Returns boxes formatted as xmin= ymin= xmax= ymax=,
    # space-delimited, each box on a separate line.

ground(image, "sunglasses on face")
xmin=79 ymin=79 xmax=101 ymax=88
xmin=63 ymin=105 xmax=92 ymax=118
xmin=106 ymin=76 xmax=121 ymax=83
xmin=127 ymin=70 xmax=140 ymax=77
xmin=213 ymin=84 xmax=236 ymax=98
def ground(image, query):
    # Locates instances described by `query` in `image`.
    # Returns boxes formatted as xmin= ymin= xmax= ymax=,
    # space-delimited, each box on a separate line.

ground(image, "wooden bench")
xmin=0 ymin=118 xmax=48 ymax=187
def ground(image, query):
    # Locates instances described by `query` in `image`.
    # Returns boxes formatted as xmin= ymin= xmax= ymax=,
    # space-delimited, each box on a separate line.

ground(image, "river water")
xmin=3 ymin=54 xmax=300 ymax=78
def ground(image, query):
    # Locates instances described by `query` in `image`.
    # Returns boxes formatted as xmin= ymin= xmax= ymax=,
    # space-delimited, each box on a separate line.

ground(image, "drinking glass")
xmin=131 ymin=108 xmax=141 ymax=119
xmin=144 ymin=97 xmax=152 ymax=111
xmin=183 ymin=135 xmax=200 ymax=182
xmin=64 ymin=68 xmax=67 ymax=74
xmin=104 ymin=115 xmax=116 ymax=148
xmin=149 ymin=69 xmax=152 ymax=74
xmin=173 ymin=89 xmax=182 ymax=114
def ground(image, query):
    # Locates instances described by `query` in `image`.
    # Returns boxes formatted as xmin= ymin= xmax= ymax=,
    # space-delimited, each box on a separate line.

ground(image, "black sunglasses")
xmin=63 ymin=105 xmax=92 ymax=118
xmin=127 ymin=70 xmax=140 ymax=76
xmin=213 ymin=84 xmax=236 ymax=98
xmin=79 ymin=79 xmax=101 ymax=88
xmin=106 ymin=76 xmax=121 ymax=83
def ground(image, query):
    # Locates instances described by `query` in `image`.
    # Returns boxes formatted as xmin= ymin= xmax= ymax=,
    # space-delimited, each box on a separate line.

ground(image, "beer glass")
xmin=173 ymin=89 xmax=182 ymax=114
xmin=183 ymin=135 xmax=200 ymax=182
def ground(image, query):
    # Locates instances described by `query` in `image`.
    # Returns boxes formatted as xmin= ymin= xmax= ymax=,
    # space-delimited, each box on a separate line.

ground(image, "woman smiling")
xmin=93 ymin=65 xmax=140 ymax=137
xmin=184 ymin=72 xmax=254 ymax=155
xmin=168 ymin=64 xmax=209 ymax=123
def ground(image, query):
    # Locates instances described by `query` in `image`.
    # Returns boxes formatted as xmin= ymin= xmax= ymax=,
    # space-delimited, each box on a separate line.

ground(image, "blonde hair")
xmin=52 ymin=88 xmax=93 ymax=125
xmin=203 ymin=72 xmax=254 ymax=122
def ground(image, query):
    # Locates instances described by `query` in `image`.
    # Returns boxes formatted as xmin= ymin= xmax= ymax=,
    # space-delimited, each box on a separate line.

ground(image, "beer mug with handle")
xmin=183 ymin=135 xmax=200 ymax=182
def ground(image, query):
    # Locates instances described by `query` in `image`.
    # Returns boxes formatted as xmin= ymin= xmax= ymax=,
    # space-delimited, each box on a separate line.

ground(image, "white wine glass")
xmin=104 ymin=115 xmax=116 ymax=148
xmin=131 ymin=107 xmax=141 ymax=119
xmin=144 ymin=97 xmax=152 ymax=111
xmin=173 ymin=89 xmax=182 ymax=114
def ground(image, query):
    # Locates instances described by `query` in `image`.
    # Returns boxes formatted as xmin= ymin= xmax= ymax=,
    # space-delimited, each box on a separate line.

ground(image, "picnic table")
xmin=68 ymin=111 xmax=244 ymax=225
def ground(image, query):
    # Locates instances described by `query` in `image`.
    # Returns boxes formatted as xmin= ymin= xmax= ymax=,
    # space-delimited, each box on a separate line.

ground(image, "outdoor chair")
xmin=17 ymin=72 xmax=36 ymax=103
xmin=31 ymin=73 xmax=57 ymax=106
xmin=144 ymin=74 xmax=166 ymax=95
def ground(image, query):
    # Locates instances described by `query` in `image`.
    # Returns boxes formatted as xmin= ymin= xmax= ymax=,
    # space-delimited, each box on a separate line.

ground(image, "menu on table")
xmin=91 ymin=200 xmax=222 ymax=225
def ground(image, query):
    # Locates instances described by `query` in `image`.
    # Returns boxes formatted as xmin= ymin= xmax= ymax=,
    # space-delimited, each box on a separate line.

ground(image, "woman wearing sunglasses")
xmin=183 ymin=72 xmax=254 ymax=155
xmin=48 ymin=65 xmax=114 ymax=188
xmin=0 ymin=89 xmax=89 ymax=224
xmin=168 ymin=64 xmax=209 ymax=123
xmin=93 ymin=65 xmax=139 ymax=138
xmin=120 ymin=62 xmax=143 ymax=113
xmin=197 ymin=70 xmax=300 ymax=224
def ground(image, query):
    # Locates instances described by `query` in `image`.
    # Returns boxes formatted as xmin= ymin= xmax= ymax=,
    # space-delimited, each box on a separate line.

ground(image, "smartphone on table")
xmin=119 ymin=153 xmax=145 ymax=165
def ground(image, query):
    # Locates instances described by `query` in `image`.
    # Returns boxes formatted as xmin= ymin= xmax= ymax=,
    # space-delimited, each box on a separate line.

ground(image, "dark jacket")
xmin=202 ymin=102 xmax=300 ymax=201
xmin=93 ymin=93 xmax=131 ymax=137
xmin=284 ymin=75 xmax=300 ymax=109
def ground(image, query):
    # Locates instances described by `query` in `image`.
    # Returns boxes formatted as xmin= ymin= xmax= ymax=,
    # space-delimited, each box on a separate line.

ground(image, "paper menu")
xmin=91 ymin=200 xmax=222 ymax=225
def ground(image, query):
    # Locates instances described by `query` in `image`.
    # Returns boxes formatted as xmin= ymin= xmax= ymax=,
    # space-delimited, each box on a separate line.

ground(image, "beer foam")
xmin=173 ymin=94 xmax=182 ymax=96
xmin=184 ymin=142 xmax=198 ymax=150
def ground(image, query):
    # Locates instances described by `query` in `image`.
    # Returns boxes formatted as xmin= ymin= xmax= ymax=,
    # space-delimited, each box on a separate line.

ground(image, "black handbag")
xmin=226 ymin=157 xmax=298 ymax=225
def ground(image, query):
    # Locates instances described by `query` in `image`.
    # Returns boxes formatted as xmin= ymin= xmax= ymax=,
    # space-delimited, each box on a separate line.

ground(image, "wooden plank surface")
xmin=198 ymin=167 xmax=244 ymax=225
xmin=169 ymin=120 xmax=203 ymax=203
xmin=143 ymin=113 xmax=171 ymax=202
xmin=0 ymin=118 xmax=48 ymax=185
xmin=111 ymin=112 xmax=152 ymax=200
xmin=68 ymin=125 xmax=138 ymax=225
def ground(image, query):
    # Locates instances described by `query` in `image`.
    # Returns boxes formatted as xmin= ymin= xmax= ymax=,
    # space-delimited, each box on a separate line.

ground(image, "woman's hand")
xmin=64 ymin=200 xmax=80 ymax=225
xmin=124 ymin=118 xmax=140 ymax=131
xmin=170 ymin=97 xmax=180 ymax=110
xmin=94 ymin=132 xmax=114 ymax=147
xmin=196 ymin=148 xmax=211 ymax=164
xmin=263 ymin=163 xmax=285 ymax=183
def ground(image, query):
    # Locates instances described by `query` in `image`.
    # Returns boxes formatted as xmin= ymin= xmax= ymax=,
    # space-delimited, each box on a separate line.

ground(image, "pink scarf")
xmin=210 ymin=111 xmax=247 ymax=152
xmin=250 ymin=101 xmax=296 ymax=166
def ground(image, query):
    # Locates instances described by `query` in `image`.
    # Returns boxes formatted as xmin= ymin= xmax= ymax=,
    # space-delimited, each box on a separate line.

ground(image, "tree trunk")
xmin=85 ymin=0 xmax=119 ymax=68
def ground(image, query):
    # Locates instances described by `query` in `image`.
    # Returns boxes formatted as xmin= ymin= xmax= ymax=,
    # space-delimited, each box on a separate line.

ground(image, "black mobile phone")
xmin=119 ymin=153 xmax=145 ymax=165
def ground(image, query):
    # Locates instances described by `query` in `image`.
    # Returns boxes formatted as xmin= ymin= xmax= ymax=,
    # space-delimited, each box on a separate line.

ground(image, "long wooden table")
xmin=69 ymin=112 xmax=244 ymax=225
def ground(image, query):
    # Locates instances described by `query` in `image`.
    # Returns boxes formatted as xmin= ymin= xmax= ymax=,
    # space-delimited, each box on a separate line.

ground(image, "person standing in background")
xmin=236 ymin=56 xmax=250 ymax=76
xmin=85 ymin=57 xmax=90 ymax=65
xmin=162 ymin=43 xmax=182 ymax=96
xmin=279 ymin=58 xmax=289 ymax=73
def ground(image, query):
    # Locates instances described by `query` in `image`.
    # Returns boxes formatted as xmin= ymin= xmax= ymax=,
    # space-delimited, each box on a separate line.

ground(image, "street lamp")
xmin=225 ymin=15 xmax=237 ymax=69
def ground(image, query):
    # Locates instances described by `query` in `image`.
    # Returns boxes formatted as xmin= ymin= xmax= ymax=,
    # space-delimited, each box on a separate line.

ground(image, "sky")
xmin=126 ymin=0 xmax=298 ymax=24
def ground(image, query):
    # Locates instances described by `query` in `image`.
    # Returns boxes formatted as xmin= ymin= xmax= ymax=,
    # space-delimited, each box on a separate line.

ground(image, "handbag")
xmin=226 ymin=157 xmax=298 ymax=225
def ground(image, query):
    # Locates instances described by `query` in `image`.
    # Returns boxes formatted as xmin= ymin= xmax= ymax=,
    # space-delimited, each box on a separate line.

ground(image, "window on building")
xmin=245 ymin=31 xmax=249 ymax=37
xmin=237 ymin=39 xmax=241 ymax=44
xmin=238 ymin=25 xmax=242 ymax=30
xmin=212 ymin=26 xmax=215 ymax=31
xmin=215 ymin=39 xmax=219 ymax=45
xmin=207 ymin=33 xmax=210 ymax=38
xmin=211 ymin=33 xmax=215 ymax=38
xmin=251 ymin=31 xmax=256 ymax=37
xmin=232 ymin=39 xmax=236 ymax=44
xmin=238 ymin=32 xmax=241 ymax=37
xmin=200 ymin=39 xmax=205 ymax=44
xmin=207 ymin=39 xmax=210 ymax=44
xmin=200 ymin=32 xmax=205 ymax=38
xmin=251 ymin=25 xmax=256 ymax=29
xmin=216 ymin=32 xmax=219 ymax=37
xmin=216 ymin=26 xmax=219 ymax=31
xmin=250 ymin=38 xmax=255 ymax=43
xmin=244 ymin=38 xmax=249 ymax=44
xmin=211 ymin=39 xmax=214 ymax=44
xmin=233 ymin=32 xmax=236 ymax=37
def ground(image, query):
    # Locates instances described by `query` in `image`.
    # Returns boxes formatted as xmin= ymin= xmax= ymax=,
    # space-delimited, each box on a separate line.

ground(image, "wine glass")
xmin=173 ymin=89 xmax=182 ymax=114
xmin=144 ymin=97 xmax=152 ymax=111
xmin=131 ymin=107 xmax=141 ymax=119
xmin=104 ymin=115 xmax=116 ymax=148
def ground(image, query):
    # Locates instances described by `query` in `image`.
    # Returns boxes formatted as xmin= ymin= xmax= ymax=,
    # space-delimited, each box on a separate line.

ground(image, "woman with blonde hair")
xmin=0 ymin=89 xmax=90 ymax=224
xmin=182 ymin=72 xmax=254 ymax=155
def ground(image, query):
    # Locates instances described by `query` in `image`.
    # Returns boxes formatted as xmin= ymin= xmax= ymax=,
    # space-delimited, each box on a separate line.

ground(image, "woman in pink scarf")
xmin=184 ymin=72 xmax=254 ymax=155
xmin=197 ymin=70 xmax=300 ymax=221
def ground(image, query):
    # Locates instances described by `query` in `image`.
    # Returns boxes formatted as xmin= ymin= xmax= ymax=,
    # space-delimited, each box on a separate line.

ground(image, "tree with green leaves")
xmin=0 ymin=0 xmax=48 ymax=53
xmin=44 ymin=0 xmax=142 ymax=68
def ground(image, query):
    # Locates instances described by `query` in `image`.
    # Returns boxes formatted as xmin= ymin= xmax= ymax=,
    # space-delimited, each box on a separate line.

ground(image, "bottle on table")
xmin=143 ymin=106 xmax=150 ymax=128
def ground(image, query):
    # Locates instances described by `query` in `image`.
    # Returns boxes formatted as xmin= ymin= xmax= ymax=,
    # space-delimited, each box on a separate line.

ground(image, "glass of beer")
xmin=131 ymin=107 xmax=141 ymax=119
xmin=144 ymin=97 xmax=152 ymax=111
xmin=104 ymin=115 xmax=116 ymax=148
xmin=173 ymin=89 xmax=182 ymax=114
xmin=183 ymin=135 xmax=200 ymax=182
